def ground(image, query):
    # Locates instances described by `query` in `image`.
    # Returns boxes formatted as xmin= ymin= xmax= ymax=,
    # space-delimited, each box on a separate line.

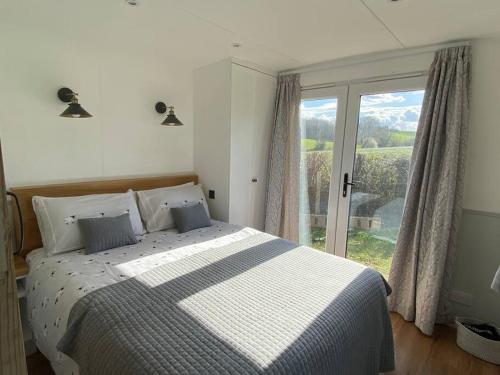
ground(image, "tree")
xmin=357 ymin=116 xmax=391 ymax=147
xmin=303 ymin=118 xmax=335 ymax=141
xmin=362 ymin=137 xmax=378 ymax=149
xmin=302 ymin=151 xmax=332 ymax=214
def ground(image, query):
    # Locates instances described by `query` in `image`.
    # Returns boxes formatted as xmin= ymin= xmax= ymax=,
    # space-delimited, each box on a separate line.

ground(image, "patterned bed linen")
xmin=57 ymin=231 xmax=394 ymax=375
xmin=26 ymin=221 xmax=256 ymax=374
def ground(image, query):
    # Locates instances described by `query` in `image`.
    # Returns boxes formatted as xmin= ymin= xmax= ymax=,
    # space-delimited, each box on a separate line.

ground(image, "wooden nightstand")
xmin=14 ymin=255 xmax=28 ymax=297
xmin=13 ymin=255 xmax=35 ymax=355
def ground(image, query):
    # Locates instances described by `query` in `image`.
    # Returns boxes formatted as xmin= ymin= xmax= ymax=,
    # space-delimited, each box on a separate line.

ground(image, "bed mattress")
xmin=26 ymin=221 xmax=394 ymax=375
xmin=26 ymin=221 xmax=256 ymax=374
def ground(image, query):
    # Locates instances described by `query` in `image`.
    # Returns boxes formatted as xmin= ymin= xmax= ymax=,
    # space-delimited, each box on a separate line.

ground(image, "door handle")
xmin=342 ymin=173 xmax=355 ymax=197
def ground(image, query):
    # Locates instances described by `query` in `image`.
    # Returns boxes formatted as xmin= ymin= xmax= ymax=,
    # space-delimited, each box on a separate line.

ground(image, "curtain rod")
xmin=282 ymin=40 xmax=470 ymax=76
xmin=301 ymin=70 xmax=428 ymax=91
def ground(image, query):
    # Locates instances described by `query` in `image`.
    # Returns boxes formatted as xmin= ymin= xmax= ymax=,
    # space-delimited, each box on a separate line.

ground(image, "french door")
xmin=299 ymin=76 xmax=426 ymax=277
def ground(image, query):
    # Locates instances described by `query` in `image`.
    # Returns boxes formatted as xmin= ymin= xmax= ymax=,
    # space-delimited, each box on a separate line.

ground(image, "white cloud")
xmin=360 ymin=105 xmax=422 ymax=131
xmin=317 ymin=113 xmax=336 ymax=122
xmin=301 ymin=111 xmax=337 ymax=122
xmin=300 ymin=93 xmax=423 ymax=130
xmin=361 ymin=93 xmax=405 ymax=106
xmin=300 ymin=101 xmax=338 ymax=121
xmin=300 ymin=101 xmax=337 ymax=112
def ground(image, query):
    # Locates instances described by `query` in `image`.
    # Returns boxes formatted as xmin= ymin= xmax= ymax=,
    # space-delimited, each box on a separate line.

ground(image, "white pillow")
xmin=33 ymin=190 xmax=144 ymax=256
xmin=136 ymin=184 xmax=210 ymax=233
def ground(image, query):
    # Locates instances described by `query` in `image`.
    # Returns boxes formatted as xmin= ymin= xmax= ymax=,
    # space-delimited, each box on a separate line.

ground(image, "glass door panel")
xmin=335 ymin=77 xmax=426 ymax=277
xmin=299 ymin=86 xmax=347 ymax=252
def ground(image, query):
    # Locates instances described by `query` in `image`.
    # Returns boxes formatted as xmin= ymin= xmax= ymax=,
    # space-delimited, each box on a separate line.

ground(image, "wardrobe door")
xmin=249 ymin=69 xmax=276 ymax=230
xmin=229 ymin=64 xmax=254 ymax=228
xmin=229 ymin=64 xmax=276 ymax=230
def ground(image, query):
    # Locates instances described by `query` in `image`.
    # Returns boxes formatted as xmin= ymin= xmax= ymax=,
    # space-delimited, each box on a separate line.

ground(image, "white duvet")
xmin=26 ymin=221 xmax=259 ymax=375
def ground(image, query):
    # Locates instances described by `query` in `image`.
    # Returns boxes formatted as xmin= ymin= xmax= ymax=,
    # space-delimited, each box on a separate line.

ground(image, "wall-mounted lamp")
xmin=155 ymin=102 xmax=183 ymax=126
xmin=58 ymin=88 xmax=93 ymax=118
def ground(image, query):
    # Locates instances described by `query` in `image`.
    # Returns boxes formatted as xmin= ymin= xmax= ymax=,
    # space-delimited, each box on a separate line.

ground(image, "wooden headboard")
xmin=9 ymin=174 xmax=198 ymax=257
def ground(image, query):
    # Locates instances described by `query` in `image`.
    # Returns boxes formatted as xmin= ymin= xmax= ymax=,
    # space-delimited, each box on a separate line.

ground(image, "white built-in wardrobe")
xmin=193 ymin=59 xmax=277 ymax=230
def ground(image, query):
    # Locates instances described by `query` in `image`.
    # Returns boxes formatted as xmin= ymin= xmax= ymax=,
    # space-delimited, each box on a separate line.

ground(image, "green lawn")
xmin=345 ymin=230 xmax=394 ymax=278
xmin=301 ymin=139 xmax=334 ymax=151
xmin=388 ymin=130 xmax=415 ymax=147
xmin=309 ymin=227 xmax=394 ymax=278
xmin=302 ymin=138 xmax=409 ymax=279
xmin=301 ymin=138 xmax=413 ymax=158
xmin=356 ymin=146 xmax=413 ymax=157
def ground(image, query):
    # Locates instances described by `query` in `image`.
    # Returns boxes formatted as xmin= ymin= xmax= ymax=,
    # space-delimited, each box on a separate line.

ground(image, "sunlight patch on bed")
xmin=117 ymin=228 xmax=260 ymax=284
xmin=175 ymin=255 xmax=367 ymax=369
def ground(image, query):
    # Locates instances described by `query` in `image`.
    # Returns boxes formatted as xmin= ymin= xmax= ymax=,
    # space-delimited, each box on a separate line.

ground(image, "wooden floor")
xmin=27 ymin=313 xmax=499 ymax=375
xmin=389 ymin=313 xmax=499 ymax=375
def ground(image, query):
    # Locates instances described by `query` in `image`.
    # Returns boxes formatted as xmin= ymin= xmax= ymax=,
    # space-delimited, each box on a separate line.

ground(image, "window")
xmin=299 ymin=77 xmax=426 ymax=278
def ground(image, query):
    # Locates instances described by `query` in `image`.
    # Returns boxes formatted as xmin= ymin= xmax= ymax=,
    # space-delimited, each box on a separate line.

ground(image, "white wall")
xmin=463 ymin=37 xmax=500 ymax=213
xmin=193 ymin=59 xmax=233 ymax=221
xmin=452 ymin=37 xmax=500 ymax=325
xmin=0 ymin=29 xmax=194 ymax=188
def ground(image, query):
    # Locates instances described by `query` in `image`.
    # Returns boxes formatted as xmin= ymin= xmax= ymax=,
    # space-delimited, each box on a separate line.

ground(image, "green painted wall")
xmin=451 ymin=210 xmax=500 ymax=326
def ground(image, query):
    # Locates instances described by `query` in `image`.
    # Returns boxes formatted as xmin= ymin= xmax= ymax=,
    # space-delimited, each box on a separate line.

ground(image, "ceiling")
xmin=1 ymin=0 xmax=500 ymax=72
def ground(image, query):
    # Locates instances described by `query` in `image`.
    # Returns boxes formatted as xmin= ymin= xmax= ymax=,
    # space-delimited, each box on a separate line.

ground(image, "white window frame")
xmin=333 ymin=76 xmax=427 ymax=257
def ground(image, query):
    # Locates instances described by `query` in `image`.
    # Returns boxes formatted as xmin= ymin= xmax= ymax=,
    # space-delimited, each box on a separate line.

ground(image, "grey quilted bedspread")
xmin=58 ymin=232 xmax=394 ymax=375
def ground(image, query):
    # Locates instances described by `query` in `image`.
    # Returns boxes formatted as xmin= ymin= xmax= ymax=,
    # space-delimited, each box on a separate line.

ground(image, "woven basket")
xmin=456 ymin=317 xmax=500 ymax=365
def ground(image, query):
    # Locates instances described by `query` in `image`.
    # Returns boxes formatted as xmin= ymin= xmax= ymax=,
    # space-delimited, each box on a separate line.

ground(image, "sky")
xmin=300 ymin=90 xmax=425 ymax=132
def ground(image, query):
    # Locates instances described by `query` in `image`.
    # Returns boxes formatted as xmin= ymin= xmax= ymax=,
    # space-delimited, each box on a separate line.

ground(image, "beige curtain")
xmin=0 ymin=140 xmax=27 ymax=374
xmin=388 ymin=46 xmax=471 ymax=335
xmin=264 ymin=74 xmax=301 ymax=242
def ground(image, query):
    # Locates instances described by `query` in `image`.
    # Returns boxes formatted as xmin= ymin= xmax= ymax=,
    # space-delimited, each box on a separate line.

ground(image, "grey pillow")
xmin=171 ymin=203 xmax=212 ymax=233
xmin=78 ymin=213 xmax=138 ymax=254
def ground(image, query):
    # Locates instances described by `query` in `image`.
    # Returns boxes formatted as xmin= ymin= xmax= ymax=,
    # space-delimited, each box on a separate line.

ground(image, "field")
xmin=356 ymin=146 xmax=412 ymax=157
xmin=300 ymin=119 xmax=415 ymax=278
xmin=302 ymin=136 xmax=414 ymax=279
xmin=310 ymin=227 xmax=394 ymax=278
xmin=301 ymin=138 xmax=333 ymax=151
xmin=301 ymin=129 xmax=415 ymax=152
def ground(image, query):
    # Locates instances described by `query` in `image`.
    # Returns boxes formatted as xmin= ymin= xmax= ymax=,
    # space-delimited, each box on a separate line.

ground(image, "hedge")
xmin=302 ymin=146 xmax=413 ymax=217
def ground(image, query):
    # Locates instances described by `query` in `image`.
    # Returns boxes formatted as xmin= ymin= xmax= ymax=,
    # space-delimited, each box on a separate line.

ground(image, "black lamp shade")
xmin=161 ymin=107 xmax=183 ymax=126
xmin=58 ymin=87 xmax=92 ymax=118
xmin=60 ymin=102 xmax=93 ymax=118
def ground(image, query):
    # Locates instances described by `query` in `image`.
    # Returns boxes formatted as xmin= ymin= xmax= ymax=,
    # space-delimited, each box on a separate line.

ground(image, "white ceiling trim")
xmin=301 ymin=69 xmax=428 ymax=91
xmin=280 ymin=40 xmax=470 ymax=75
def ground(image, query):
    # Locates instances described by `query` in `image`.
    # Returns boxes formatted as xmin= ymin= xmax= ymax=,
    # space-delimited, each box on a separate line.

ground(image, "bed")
xmin=12 ymin=175 xmax=394 ymax=375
